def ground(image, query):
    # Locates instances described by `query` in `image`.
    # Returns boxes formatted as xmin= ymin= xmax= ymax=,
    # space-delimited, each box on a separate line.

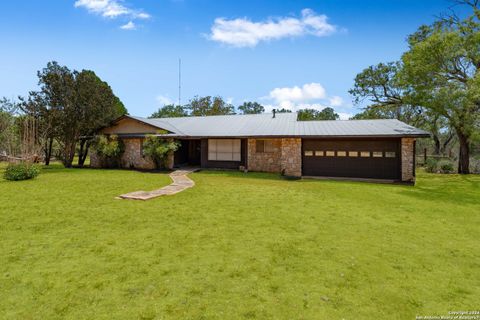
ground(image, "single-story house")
xmin=91 ymin=112 xmax=429 ymax=183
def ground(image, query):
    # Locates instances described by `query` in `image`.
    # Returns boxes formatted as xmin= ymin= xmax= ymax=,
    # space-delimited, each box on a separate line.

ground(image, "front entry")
xmin=302 ymin=139 xmax=401 ymax=180
xmin=174 ymin=139 xmax=201 ymax=167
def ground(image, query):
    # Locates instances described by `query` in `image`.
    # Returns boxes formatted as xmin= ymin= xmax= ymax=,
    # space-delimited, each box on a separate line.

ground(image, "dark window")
xmin=256 ymin=139 xmax=275 ymax=153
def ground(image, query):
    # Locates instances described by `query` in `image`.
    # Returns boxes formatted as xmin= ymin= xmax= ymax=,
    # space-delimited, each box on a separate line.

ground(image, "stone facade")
xmin=90 ymin=138 xmax=174 ymax=170
xmin=401 ymin=137 xmax=415 ymax=182
xmin=280 ymin=138 xmax=302 ymax=177
xmin=247 ymin=138 xmax=302 ymax=177
xmin=247 ymin=139 xmax=282 ymax=173
xmin=120 ymin=138 xmax=156 ymax=170
xmin=89 ymin=151 xmax=102 ymax=168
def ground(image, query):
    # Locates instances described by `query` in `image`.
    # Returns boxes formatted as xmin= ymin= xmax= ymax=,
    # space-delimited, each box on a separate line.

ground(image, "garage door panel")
xmin=302 ymin=139 xmax=400 ymax=179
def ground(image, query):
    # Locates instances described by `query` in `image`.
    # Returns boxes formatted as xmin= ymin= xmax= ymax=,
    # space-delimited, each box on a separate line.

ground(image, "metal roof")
xmin=128 ymin=113 xmax=430 ymax=138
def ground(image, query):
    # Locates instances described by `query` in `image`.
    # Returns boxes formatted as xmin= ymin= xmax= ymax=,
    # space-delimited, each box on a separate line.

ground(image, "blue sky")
xmin=0 ymin=0 xmax=462 ymax=118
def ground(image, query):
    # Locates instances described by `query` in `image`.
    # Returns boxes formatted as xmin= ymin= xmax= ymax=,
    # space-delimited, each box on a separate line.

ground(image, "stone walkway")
xmin=118 ymin=168 xmax=199 ymax=200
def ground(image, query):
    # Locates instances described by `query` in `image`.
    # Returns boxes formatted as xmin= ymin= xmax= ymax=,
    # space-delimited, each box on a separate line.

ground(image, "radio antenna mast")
xmin=178 ymin=58 xmax=181 ymax=106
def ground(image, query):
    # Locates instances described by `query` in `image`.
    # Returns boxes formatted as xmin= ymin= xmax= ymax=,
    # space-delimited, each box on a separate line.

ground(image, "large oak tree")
xmin=399 ymin=1 xmax=480 ymax=173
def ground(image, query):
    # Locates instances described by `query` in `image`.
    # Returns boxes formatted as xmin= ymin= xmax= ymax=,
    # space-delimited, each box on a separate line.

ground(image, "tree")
xmin=150 ymin=104 xmax=188 ymax=118
xmin=36 ymin=62 xmax=77 ymax=167
xmin=349 ymin=62 xmax=453 ymax=155
xmin=317 ymin=107 xmax=339 ymax=120
xmin=275 ymin=108 xmax=292 ymax=113
xmin=187 ymin=96 xmax=235 ymax=116
xmin=18 ymin=91 xmax=57 ymax=165
xmin=238 ymin=102 xmax=265 ymax=114
xmin=349 ymin=62 xmax=425 ymax=124
xmin=350 ymin=108 xmax=389 ymax=120
xmin=75 ymin=70 xmax=126 ymax=167
xmin=297 ymin=107 xmax=339 ymax=121
xmin=399 ymin=1 xmax=480 ymax=173
xmin=0 ymin=98 xmax=19 ymax=157
xmin=36 ymin=62 xmax=126 ymax=168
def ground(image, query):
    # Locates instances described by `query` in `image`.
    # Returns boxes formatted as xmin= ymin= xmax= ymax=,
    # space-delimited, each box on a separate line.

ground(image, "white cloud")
xmin=329 ymin=96 xmax=343 ymax=107
xmin=74 ymin=0 xmax=150 ymax=28
xmin=135 ymin=12 xmax=151 ymax=19
xmin=261 ymin=83 xmax=353 ymax=119
xmin=268 ymin=83 xmax=327 ymax=109
xmin=209 ymin=8 xmax=337 ymax=47
xmin=156 ymin=95 xmax=174 ymax=106
xmin=120 ymin=21 xmax=136 ymax=30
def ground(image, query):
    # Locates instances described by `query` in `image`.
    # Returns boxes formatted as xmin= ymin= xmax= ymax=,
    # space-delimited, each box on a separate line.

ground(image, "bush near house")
xmin=142 ymin=135 xmax=180 ymax=169
xmin=90 ymin=135 xmax=124 ymax=168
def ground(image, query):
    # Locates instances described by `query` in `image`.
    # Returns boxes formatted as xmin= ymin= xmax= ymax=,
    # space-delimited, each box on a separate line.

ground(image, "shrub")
xmin=142 ymin=135 xmax=180 ymax=169
xmin=425 ymin=158 xmax=438 ymax=173
xmin=91 ymin=135 xmax=124 ymax=167
xmin=438 ymin=160 xmax=455 ymax=174
xmin=3 ymin=162 xmax=40 ymax=181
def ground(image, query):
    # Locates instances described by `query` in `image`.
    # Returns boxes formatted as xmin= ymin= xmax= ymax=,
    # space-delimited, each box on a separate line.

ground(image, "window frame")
xmin=256 ymin=139 xmax=276 ymax=153
xmin=208 ymin=139 xmax=241 ymax=162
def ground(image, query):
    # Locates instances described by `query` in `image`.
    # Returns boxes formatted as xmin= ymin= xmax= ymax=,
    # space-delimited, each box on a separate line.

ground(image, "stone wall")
xmin=247 ymin=138 xmax=302 ymax=177
xmin=89 ymin=151 xmax=102 ymax=168
xmin=247 ymin=139 xmax=282 ymax=173
xmin=280 ymin=138 xmax=302 ymax=177
xmin=401 ymin=137 xmax=415 ymax=182
xmin=89 ymin=137 xmax=175 ymax=170
xmin=120 ymin=138 xmax=156 ymax=170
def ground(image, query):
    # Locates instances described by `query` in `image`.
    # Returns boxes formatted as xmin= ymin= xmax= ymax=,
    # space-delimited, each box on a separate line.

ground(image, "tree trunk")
xmin=77 ymin=139 xmax=90 ymax=167
xmin=77 ymin=140 xmax=85 ymax=167
xmin=433 ymin=134 xmax=441 ymax=155
xmin=62 ymin=141 xmax=76 ymax=168
xmin=44 ymin=137 xmax=53 ymax=165
xmin=457 ymin=133 xmax=470 ymax=174
xmin=441 ymin=132 xmax=454 ymax=155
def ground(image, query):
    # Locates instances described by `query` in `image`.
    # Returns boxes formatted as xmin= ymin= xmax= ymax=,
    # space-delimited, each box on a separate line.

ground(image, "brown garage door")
xmin=302 ymin=139 xmax=401 ymax=180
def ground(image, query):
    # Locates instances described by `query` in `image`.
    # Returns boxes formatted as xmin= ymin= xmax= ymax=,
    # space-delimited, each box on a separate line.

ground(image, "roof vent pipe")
xmin=272 ymin=109 xmax=276 ymax=118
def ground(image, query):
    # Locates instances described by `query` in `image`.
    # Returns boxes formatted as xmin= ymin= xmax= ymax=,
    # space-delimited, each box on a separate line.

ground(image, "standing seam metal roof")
xmin=128 ymin=113 xmax=430 ymax=137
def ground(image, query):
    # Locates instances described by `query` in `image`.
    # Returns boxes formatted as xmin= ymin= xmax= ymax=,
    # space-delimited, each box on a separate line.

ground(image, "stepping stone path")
xmin=118 ymin=168 xmax=199 ymax=200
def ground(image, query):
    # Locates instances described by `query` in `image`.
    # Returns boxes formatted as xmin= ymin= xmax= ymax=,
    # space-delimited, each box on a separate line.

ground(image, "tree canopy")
xmin=23 ymin=61 xmax=127 ymax=167
xmin=238 ymin=102 xmax=265 ymax=114
xmin=150 ymin=104 xmax=188 ymax=118
xmin=350 ymin=1 xmax=480 ymax=173
xmin=187 ymin=96 xmax=235 ymax=116
xmin=297 ymin=107 xmax=339 ymax=121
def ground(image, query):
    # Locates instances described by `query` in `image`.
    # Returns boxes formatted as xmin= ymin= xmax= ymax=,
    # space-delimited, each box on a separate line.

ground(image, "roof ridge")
xmin=149 ymin=112 xmax=296 ymax=121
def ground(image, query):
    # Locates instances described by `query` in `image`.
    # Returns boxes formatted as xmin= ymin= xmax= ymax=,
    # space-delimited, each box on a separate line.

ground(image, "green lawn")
xmin=0 ymin=163 xmax=479 ymax=319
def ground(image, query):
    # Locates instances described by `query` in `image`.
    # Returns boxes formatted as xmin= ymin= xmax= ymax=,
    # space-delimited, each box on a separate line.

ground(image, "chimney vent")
xmin=272 ymin=109 xmax=276 ymax=118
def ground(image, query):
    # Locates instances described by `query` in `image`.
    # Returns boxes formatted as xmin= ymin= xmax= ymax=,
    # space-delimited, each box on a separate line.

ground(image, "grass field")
xmin=1 ymin=163 xmax=479 ymax=319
